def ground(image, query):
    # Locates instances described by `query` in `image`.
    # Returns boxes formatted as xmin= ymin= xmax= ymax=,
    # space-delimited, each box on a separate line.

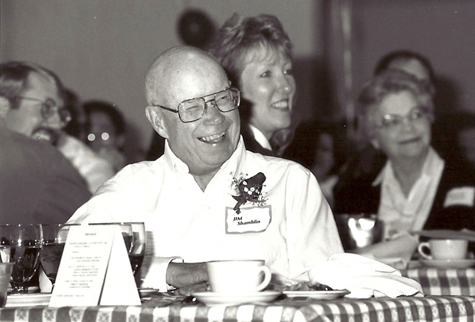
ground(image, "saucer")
xmin=5 ymin=293 xmax=51 ymax=307
xmin=283 ymin=289 xmax=350 ymax=300
xmin=192 ymin=291 xmax=281 ymax=306
xmin=420 ymin=258 xmax=475 ymax=269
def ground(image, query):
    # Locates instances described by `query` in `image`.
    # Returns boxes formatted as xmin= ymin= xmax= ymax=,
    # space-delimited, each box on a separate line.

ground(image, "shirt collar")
xmin=373 ymin=147 xmax=444 ymax=186
xmin=248 ymin=124 xmax=272 ymax=151
xmin=160 ymin=136 xmax=246 ymax=189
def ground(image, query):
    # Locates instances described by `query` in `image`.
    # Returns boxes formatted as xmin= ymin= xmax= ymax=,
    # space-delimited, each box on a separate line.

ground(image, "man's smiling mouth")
xmin=198 ymin=131 xmax=226 ymax=143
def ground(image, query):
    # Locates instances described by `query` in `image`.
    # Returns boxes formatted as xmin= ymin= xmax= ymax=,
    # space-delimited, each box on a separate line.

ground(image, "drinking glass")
xmin=90 ymin=222 xmax=146 ymax=275
xmin=0 ymin=224 xmax=43 ymax=294
xmin=128 ymin=222 xmax=146 ymax=275
xmin=40 ymin=223 xmax=79 ymax=288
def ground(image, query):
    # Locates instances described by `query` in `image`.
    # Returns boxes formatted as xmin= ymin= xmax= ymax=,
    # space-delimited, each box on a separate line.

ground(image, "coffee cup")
xmin=206 ymin=259 xmax=272 ymax=293
xmin=417 ymin=239 xmax=468 ymax=260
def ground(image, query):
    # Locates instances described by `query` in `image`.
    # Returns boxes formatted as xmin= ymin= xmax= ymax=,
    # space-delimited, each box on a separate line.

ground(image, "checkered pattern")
xmin=404 ymin=267 xmax=475 ymax=295
xmin=1 ymin=295 xmax=475 ymax=322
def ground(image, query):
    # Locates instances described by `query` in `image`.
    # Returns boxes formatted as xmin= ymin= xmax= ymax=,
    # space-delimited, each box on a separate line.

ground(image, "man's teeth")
xmin=199 ymin=132 xmax=226 ymax=143
xmin=271 ymin=100 xmax=289 ymax=109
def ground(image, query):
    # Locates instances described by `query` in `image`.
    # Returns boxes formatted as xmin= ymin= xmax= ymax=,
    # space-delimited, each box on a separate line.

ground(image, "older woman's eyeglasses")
xmin=376 ymin=107 xmax=433 ymax=131
xmin=16 ymin=96 xmax=72 ymax=126
xmin=153 ymin=87 xmax=240 ymax=123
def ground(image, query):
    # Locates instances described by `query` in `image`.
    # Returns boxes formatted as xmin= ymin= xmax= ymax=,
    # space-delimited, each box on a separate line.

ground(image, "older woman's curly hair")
xmin=208 ymin=13 xmax=293 ymax=87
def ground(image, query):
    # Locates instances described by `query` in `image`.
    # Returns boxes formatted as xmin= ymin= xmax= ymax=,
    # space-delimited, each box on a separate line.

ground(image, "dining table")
xmin=1 ymin=290 xmax=475 ymax=322
xmin=2 ymin=261 xmax=475 ymax=322
xmin=402 ymin=261 xmax=475 ymax=296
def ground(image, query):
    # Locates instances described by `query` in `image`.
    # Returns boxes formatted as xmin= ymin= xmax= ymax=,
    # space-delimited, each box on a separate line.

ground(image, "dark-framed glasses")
xmin=377 ymin=106 xmax=433 ymax=131
xmin=153 ymin=87 xmax=240 ymax=123
xmin=15 ymin=96 xmax=72 ymax=126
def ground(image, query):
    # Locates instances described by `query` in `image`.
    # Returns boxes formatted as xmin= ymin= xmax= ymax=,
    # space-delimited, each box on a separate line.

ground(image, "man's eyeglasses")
xmin=376 ymin=106 xmax=434 ymax=131
xmin=152 ymin=87 xmax=240 ymax=123
xmin=15 ymin=96 xmax=72 ymax=126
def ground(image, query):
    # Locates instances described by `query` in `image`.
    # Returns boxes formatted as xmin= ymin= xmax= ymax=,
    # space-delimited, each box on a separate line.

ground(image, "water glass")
xmin=0 ymin=224 xmax=43 ymax=294
xmin=40 ymin=223 xmax=79 ymax=288
xmin=90 ymin=222 xmax=146 ymax=275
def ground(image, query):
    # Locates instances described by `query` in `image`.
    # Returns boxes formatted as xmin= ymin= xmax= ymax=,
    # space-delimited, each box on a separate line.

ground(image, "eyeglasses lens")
xmin=179 ymin=88 xmax=240 ymax=123
xmin=41 ymin=99 xmax=71 ymax=125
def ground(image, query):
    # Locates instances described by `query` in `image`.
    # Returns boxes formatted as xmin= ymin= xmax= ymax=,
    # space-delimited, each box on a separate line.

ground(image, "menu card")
xmin=49 ymin=224 xmax=140 ymax=307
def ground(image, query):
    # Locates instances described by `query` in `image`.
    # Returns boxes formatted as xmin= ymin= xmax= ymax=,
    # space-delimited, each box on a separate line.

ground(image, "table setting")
xmin=2 ymin=223 xmax=475 ymax=321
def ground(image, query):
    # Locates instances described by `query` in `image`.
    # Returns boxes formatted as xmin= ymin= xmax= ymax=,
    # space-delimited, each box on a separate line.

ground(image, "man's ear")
xmin=0 ymin=96 xmax=11 ymax=119
xmin=145 ymin=106 xmax=169 ymax=139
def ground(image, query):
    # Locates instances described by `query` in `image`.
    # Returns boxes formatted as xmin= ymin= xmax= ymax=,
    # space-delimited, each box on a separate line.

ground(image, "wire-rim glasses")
xmin=153 ymin=87 xmax=240 ymax=123
xmin=376 ymin=106 xmax=434 ymax=132
xmin=15 ymin=96 xmax=72 ymax=126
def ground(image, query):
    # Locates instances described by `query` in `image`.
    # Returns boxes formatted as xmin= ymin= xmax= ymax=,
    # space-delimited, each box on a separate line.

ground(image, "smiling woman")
xmin=333 ymin=69 xmax=475 ymax=264
xmin=209 ymin=13 xmax=296 ymax=157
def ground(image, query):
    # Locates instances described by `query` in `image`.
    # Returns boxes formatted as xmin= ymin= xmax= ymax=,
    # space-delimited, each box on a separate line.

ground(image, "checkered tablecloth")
xmin=403 ymin=266 xmax=475 ymax=295
xmin=1 ymin=295 xmax=475 ymax=322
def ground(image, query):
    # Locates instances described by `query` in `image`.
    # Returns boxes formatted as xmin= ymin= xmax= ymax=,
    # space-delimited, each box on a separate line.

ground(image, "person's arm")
xmin=67 ymin=165 xmax=209 ymax=293
xmin=285 ymin=166 xmax=344 ymax=279
xmin=350 ymin=233 xmax=419 ymax=264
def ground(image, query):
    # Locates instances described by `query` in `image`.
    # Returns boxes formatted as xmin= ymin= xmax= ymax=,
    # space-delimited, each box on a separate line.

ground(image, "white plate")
xmin=420 ymin=258 xmax=475 ymax=269
xmin=5 ymin=293 xmax=51 ymax=307
xmin=283 ymin=289 xmax=350 ymax=300
xmin=192 ymin=291 xmax=281 ymax=306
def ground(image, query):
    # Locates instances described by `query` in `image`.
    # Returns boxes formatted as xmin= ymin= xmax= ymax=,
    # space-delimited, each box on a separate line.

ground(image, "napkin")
xmin=308 ymin=253 xmax=423 ymax=298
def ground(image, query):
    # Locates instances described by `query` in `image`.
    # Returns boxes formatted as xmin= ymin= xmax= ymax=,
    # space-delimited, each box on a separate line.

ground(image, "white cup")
xmin=418 ymin=239 xmax=468 ymax=260
xmin=207 ymin=259 xmax=272 ymax=293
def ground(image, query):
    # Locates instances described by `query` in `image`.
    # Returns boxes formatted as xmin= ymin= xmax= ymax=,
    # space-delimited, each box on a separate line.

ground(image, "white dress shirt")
xmin=68 ymin=137 xmax=343 ymax=290
xmin=374 ymin=148 xmax=444 ymax=239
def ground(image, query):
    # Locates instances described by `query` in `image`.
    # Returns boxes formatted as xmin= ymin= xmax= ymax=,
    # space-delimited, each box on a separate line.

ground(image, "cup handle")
xmin=417 ymin=242 xmax=432 ymax=260
xmin=253 ymin=266 xmax=272 ymax=292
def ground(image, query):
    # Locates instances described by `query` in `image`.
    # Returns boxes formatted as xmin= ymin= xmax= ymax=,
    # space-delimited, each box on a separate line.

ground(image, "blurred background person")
xmin=440 ymin=112 xmax=475 ymax=174
xmin=83 ymin=100 xmax=128 ymax=172
xmin=333 ymin=69 xmax=475 ymax=264
xmin=374 ymin=50 xmax=436 ymax=93
xmin=0 ymin=60 xmax=114 ymax=194
xmin=209 ymin=13 xmax=296 ymax=157
xmin=285 ymin=120 xmax=347 ymax=208
xmin=62 ymin=88 xmax=88 ymax=142
xmin=0 ymin=60 xmax=91 ymax=223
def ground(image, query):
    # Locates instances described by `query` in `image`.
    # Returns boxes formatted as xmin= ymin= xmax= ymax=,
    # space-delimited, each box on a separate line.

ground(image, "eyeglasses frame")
xmin=375 ymin=106 xmax=434 ymax=131
xmin=15 ymin=95 xmax=72 ymax=126
xmin=152 ymin=87 xmax=240 ymax=123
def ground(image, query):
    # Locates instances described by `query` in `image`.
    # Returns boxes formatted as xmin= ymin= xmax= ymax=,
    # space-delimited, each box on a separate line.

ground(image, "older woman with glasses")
xmin=333 ymin=69 xmax=475 ymax=263
xmin=209 ymin=13 xmax=296 ymax=157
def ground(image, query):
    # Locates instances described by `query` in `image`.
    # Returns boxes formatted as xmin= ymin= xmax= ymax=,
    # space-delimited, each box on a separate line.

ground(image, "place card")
xmin=49 ymin=224 xmax=140 ymax=307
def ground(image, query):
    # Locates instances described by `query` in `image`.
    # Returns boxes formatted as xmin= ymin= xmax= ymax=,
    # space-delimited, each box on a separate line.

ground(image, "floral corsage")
xmin=231 ymin=172 xmax=267 ymax=214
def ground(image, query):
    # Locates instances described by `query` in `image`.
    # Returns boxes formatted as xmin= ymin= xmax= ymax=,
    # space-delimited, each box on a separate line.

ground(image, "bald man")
xmin=68 ymin=46 xmax=343 ymax=294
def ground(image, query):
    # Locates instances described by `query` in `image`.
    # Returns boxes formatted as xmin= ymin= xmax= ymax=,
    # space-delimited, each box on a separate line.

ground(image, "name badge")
xmin=225 ymin=206 xmax=271 ymax=234
xmin=444 ymin=187 xmax=475 ymax=207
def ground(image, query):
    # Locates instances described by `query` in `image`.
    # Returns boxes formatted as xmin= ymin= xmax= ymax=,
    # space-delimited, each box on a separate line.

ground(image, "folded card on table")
xmin=308 ymin=253 xmax=423 ymax=298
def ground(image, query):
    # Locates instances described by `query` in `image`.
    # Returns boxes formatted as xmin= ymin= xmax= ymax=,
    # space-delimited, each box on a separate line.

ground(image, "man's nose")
xmin=202 ymin=100 xmax=225 ymax=124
